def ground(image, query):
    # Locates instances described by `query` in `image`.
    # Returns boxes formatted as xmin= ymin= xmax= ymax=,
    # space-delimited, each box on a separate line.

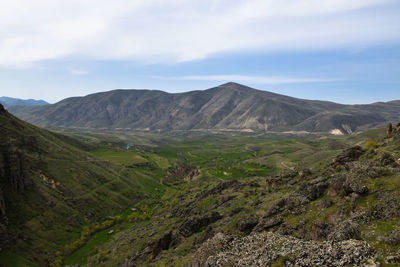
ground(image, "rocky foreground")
xmin=192 ymin=231 xmax=377 ymax=266
xmin=77 ymin=134 xmax=400 ymax=266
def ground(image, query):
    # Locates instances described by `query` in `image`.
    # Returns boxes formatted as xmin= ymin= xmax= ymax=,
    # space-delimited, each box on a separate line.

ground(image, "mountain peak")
xmin=217 ymin=82 xmax=255 ymax=92
xmin=219 ymin=82 xmax=247 ymax=88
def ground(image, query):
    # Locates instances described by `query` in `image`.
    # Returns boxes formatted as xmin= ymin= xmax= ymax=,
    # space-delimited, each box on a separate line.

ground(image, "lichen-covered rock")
xmin=296 ymin=177 xmax=329 ymax=201
xmin=328 ymin=221 xmax=361 ymax=241
xmin=190 ymin=231 xmax=376 ymax=267
xmin=381 ymin=152 xmax=395 ymax=166
xmin=353 ymin=193 xmax=400 ymax=222
xmin=237 ymin=214 xmax=258 ymax=232
xmin=343 ymin=176 xmax=368 ymax=196
xmin=264 ymin=194 xmax=309 ymax=218
xmin=382 ymin=227 xmax=400 ymax=246
xmin=178 ymin=212 xmax=222 ymax=238
xmin=386 ymin=254 xmax=400 ymax=264
xmin=311 ymin=220 xmax=331 ymax=240
xmin=331 ymin=146 xmax=365 ymax=168
xmin=254 ymin=216 xmax=283 ymax=232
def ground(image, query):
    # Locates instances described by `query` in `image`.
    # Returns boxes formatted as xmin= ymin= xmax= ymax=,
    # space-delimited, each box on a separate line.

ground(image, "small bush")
xmin=365 ymin=140 xmax=379 ymax=149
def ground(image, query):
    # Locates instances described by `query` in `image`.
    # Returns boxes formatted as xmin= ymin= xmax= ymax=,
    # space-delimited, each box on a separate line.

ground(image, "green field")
xmin=91 ymin=149 xmax=148 ymax=165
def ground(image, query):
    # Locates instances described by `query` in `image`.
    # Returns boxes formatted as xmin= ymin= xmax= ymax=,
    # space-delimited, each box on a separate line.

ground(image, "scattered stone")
xmin=343 ymin=176 xmax=368 ymax=196
xmin=328 ymin=220 xmax=361 ymax=241
xmin=191 ymin=231 xmax=376 ymax=267
xmin=386 ymin=254 xmax=400 ymax=263
xmin=381 ymin=152 xmax=395 ymax=166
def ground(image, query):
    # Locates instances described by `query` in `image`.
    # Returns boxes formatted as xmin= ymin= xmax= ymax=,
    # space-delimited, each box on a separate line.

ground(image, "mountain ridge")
xmin=8 ymin=82 xmax=400 ymax=134
xmin=0 ymin=96 xmax=48 ymax=108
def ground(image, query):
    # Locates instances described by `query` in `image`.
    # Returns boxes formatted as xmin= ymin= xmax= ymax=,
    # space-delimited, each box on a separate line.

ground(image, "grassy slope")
xmin=0 ymin=110 xmax=167 ymax=266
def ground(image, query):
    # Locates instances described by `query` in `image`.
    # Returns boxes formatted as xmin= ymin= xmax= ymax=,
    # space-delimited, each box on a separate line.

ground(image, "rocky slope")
xmin=192 ymin=232 xmax=375 ymax=266
xmin=9 ymin=83 xmax=400 ymax=134
xmin=84 ymin=132 xmax=400 ymax=266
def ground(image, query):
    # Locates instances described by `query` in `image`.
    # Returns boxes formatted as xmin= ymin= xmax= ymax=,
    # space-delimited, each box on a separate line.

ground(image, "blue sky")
xmin=0 ymin=0 xmax=399 ymax=104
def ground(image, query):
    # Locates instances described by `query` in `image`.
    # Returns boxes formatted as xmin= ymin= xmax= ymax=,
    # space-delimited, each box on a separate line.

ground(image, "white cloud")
xmin=70 ymin=69 xmax=89 ymax=75
xmin=0 ymin=0 xmax=399 ymax=67
xmin=167 ymin=75 xmax=339 ymax=84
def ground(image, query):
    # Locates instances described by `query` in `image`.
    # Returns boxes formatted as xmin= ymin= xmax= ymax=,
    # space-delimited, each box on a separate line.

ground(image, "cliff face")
xmin=7 ymin=150 xmax=32 ymax=191
xmin=0 ymin=146 xmax=32 ymax=216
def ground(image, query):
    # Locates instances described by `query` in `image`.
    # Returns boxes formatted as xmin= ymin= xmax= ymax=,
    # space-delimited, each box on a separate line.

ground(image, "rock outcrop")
xmin=331 ymin=146 xmax=365 ymax=168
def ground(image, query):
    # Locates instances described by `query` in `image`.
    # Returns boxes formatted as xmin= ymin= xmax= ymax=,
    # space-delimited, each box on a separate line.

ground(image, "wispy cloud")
xmin=70 ymin=69 xmax=89 ymax=75
xmin=0 ymin=0 xmax=399 ymax=67
xmin=166 ymin=75 xmax=341 ymax=84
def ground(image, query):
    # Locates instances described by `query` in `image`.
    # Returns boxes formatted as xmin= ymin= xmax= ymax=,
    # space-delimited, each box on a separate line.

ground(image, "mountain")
xmin=0 ymin=96 xmax=48 ymax=108
xmin=0 ymin=103 xmax=161 ymax=265
xmin=8 ymin=82 xmax=400 ymax=134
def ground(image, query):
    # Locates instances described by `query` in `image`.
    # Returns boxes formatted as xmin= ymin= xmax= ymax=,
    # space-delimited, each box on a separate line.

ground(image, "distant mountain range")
xmin=8 ymin=82 xmax=400 ymax=134
xmin=0 ymin=96 xmax=48 ymax=108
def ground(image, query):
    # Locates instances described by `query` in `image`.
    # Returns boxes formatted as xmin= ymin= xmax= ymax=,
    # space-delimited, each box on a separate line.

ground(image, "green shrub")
xmin=365 ymin=140 xmax=379 ymax=149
